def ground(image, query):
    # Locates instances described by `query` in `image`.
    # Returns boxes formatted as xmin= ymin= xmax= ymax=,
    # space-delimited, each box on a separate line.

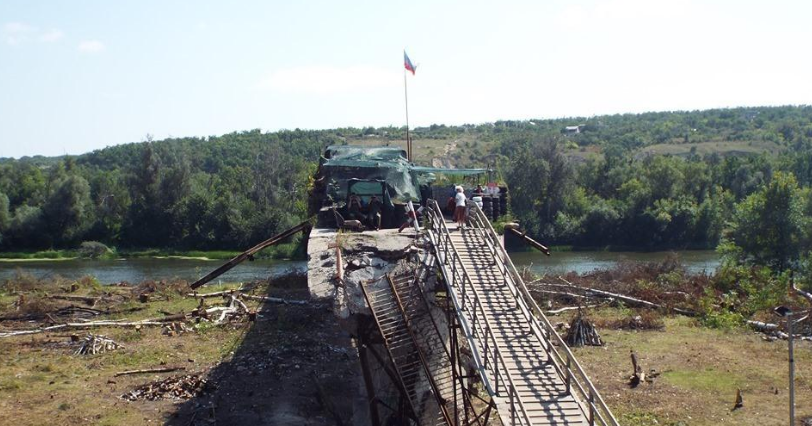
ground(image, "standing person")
xmin=454 ymin=186 xmax=467 ymax=230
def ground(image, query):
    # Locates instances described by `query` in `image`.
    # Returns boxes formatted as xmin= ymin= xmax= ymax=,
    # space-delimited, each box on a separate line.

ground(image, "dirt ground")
xmin=0 ymin=275 xmax=360 ymax=426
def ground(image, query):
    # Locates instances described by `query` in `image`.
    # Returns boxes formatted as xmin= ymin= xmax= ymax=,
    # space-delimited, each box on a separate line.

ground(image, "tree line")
xmin=1 ymin=106 xmax=811 ymax=273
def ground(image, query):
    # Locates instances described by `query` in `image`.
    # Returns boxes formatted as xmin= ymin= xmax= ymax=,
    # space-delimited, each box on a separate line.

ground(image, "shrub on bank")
xmin=78 ymin=241 xmax=114 ymax=259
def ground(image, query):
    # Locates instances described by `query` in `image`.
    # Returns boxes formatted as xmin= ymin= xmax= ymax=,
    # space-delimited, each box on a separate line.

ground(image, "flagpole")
xmin=404 ymin=66 xmax=411 ymax=162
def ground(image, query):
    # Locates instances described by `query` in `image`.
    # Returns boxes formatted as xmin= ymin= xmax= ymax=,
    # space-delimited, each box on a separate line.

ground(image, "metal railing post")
xmin=589 ymin=391 xmax=595 ymax=426
xmin=566 ymin=355 xmax=572 ymax=395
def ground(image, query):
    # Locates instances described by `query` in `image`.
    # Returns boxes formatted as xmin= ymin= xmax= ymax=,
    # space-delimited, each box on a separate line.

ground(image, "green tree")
xmin=724 ymin=172 xmax=809 ymax=270
xmin=9 ymin=205 xmax=48 ymax=248
xmin=43 ymin=175 xmax=95 ymax=245
xmin=0 ymin=192 xmax=9 ymax=245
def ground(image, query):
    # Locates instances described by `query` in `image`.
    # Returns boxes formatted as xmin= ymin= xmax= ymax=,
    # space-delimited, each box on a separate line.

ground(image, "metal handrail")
xmin=424 ymin=201 xmax=533 ymax=426
xmin=427 ymin=200 xmax=531 ymax=425
xmin=464 ymin=201 xmax=620 ymax=426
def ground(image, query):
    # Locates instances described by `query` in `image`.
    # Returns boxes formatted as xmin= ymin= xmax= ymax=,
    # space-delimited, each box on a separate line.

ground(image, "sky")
xmin=1 ymin=0 xmax=811 ymax=158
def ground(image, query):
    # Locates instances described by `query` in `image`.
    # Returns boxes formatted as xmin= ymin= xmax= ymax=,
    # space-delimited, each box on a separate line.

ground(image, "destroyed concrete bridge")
xmin=306 ymin=200 xmax=619 ymax=426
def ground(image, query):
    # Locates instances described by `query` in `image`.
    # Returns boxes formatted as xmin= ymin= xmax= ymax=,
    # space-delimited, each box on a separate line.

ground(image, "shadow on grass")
xmin=164 ymin=271 xmax=360 ymax=426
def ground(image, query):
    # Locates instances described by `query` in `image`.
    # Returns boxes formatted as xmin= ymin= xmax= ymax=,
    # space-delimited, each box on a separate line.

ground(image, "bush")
xmin=78 ymin=241 xmax=112 ymax=259
xmin=700 ymin=310 xmax=744 ymax=329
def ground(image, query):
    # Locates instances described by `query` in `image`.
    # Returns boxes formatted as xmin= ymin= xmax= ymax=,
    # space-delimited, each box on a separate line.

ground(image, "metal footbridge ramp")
xmin=423 ymin=200 xmax=620 ymax=426
xmin=361 ymin=270 xmax=460 ymax=425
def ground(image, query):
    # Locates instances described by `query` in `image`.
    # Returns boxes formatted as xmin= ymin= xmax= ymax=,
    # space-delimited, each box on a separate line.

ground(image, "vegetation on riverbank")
xmin=0 ymin=240 xmax=305 ymax=261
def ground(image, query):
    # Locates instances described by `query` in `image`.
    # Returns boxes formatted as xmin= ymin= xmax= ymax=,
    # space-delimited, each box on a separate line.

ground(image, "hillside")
xmin=1 ymin=105 xmax=812 ymax=252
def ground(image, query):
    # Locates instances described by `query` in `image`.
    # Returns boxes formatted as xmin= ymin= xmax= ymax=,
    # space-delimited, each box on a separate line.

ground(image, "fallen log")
xmin=529 ymin=288 xmax=594 ymax=300
xmin=47 ymin=294 xmax=101 ymax=306
xmin=114 ymin=366 xmax=186 ymax=377
xmin=555 ymin=276 xmax=697 ymax=317
xmin=546 ymin=305 xmax=601 ymax=315
xmin=746 ymin=320 xmax=780 ymax=332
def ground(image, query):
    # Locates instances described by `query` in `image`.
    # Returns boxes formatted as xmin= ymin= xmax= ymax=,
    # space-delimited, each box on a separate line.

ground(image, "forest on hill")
xmin=1 ymin=105 xmax=812 ymax=268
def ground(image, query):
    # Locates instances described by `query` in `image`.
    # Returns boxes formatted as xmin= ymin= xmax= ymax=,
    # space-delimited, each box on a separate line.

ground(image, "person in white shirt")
xmin=453 ymin=186 xmax=467 ymax=229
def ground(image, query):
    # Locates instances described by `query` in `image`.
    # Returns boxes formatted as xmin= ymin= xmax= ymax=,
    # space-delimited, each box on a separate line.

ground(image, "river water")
xmin=0 ymin=250 xmax=719 ymax=285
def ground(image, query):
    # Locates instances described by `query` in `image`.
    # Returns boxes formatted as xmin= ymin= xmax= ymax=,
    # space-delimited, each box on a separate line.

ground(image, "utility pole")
xmin=774 ymin=305 xmax=795 ymax=426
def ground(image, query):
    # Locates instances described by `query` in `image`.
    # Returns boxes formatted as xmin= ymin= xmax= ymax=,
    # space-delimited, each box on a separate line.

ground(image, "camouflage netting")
xmin=318 ymin=145 xmax=489 ymax=205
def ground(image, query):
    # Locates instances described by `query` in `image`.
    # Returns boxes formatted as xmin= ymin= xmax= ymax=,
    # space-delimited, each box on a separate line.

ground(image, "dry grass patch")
xmin=573 ymin=309 xmax=811 ymax=426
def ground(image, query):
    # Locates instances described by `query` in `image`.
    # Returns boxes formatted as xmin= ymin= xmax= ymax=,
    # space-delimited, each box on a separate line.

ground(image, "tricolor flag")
xmin=404 ymin=51 xmax=416 ymax=75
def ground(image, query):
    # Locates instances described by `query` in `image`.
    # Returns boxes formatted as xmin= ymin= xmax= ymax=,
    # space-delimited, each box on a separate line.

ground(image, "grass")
xmin=0 ymin=279 xmax=256 ymax=426
xmin=0 ymin=250 xmax=79 ymax=261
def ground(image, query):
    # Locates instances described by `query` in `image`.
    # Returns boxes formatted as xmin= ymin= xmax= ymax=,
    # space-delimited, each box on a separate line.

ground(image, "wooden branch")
xmin=0 ymin=321 xmax=166 ymax=338
xmin=114 ymin=366 xmax=186 ymax=377
xmin=792 ymin=281 xmax=812 ymax=304
xmin=240 ymin=294 xmax=309 ymax=305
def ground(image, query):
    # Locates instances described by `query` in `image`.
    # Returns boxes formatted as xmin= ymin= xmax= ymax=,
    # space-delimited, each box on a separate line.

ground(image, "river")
xmin=0 ymin=250 xmax=719 ymax=285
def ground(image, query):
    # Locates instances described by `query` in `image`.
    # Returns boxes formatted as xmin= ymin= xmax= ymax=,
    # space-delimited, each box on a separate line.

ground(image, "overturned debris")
xmin=121 ymin=374 xmax=213 ymax=401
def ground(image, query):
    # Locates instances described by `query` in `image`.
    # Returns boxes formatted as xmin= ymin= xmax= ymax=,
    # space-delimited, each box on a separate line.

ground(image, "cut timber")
xmin=565 ymin=312 xmax=603 ymax=347
xmin=190 ymin=220 xmax=311 ymax=289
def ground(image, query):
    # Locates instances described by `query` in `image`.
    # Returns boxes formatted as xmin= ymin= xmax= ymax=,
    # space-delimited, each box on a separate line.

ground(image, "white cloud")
xmin=39 ymin=29 xmax=64 ymax=42
xmin=77 ymin=40 xmax=105 ymax=53
xmin=258 ymin=65 xmax=400 ymax=94
xmin=3 ymin=22 xmax=65 ymax=45
xmin=3 ymin=22 xmax=36 ymax=45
